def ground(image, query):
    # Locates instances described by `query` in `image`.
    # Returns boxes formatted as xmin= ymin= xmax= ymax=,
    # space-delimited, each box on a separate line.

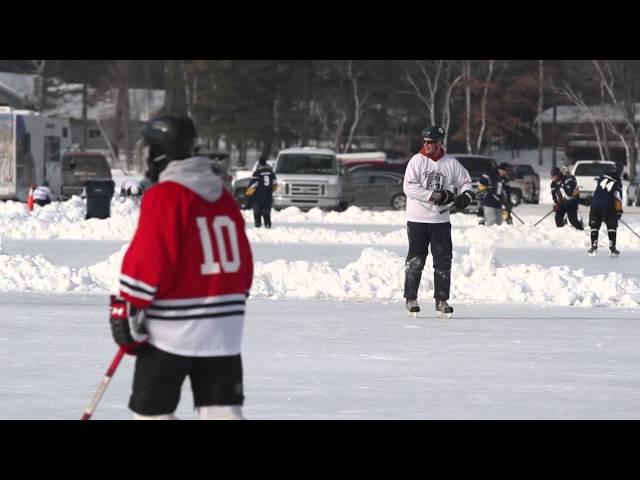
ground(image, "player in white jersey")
xmin=403 ymin=126 xmax=475 ymax=318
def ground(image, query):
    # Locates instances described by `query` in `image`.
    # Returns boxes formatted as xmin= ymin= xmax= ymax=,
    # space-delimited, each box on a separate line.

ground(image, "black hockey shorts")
xmin=129 ymin=344 xmax=244 ymax=416
xmin=589 ymin=207 xmax=618 ymax=231
xmin=406 ymin=221 xmax=453 ymax=271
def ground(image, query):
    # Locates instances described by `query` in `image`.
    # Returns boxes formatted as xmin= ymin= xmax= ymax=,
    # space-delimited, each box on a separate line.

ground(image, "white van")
xmin=272 ymin=147 xmax=354 ymax=211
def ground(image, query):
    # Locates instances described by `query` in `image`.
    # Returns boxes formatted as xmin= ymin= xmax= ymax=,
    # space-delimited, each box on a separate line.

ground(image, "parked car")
xmin=627 ymin=174 xmax=640 ymax=206
xmin=571 ymin=160 xmax=619 ymax=201
xmin=345 ymin=170 xmax=406 ymax=210
xmin=508 ymin=163 xmax=540 ymax=205
xmin=346 ymin=162 xmax=408 ymax=176
xmin=451 ymin=154 xmax=498 ymax=213
xmin=272 ymin=147 xmax=354 ymax=211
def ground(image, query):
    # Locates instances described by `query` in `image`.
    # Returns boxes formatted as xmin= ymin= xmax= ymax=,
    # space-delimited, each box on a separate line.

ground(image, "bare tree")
xmin=343 ymin=60 xmax=374 ymax=153
xmin=592 ymin=59 xmax=640 ymax=179
xmin=538 ymin=60 xmax=544 ymax=165
xmin=31 ymin=60 xmax=47 ymax=111
xmin=404 ymin=60 xmax=463 ymax=149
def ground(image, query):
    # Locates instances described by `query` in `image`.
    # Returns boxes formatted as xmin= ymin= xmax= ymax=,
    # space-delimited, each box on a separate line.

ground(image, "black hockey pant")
xmin=555 ymin=200 xmax=584 ymax=230
xmin=404 ymin=221 xmax=452 ymax=301
xmin=253 ymin=203 xmax=272 ymax=228
xmin=589 ymin=207 xmax=618 ymax=249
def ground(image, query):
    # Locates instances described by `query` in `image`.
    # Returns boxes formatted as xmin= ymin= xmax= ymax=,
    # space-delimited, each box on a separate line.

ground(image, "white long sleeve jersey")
xmin=403 ymin=152 xmax=473 ymax=223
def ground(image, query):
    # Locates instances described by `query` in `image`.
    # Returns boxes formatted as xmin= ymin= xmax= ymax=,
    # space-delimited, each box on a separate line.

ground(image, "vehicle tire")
xmin=337 ymin=201 xmax=349 ymax=212
xmin=391 ymin=194 xmax=407 ymax=211
xmin=510 ymin=189 xmax=522 ymax=207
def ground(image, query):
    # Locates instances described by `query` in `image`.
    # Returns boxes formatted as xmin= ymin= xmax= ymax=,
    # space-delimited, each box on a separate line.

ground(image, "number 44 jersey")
xmin=119 ymin=157 xmax=254 ymax=357
xmin=591 ymin=173 xmax=623 ymax=210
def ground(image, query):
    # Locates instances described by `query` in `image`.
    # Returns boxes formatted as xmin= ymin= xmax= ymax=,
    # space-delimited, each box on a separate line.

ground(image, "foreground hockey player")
xmin=588 ymin=164 xmax=624 ymax=257
xmin=109 ymin=115 xmax=254 ymax=420
xmin=402 ymin=126 xmax=475 ymax=318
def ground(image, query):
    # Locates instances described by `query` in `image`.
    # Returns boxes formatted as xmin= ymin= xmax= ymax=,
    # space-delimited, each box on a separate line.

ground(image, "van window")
xmin=574 ymin=163 xmax=615 ymax=177
xmin=23 ymin=133 xmax=30 ymax=154
xmin=63 ymin=154 xmax=111 ymax=178
xmin=276 ymin=154 xmax=338 ymax=175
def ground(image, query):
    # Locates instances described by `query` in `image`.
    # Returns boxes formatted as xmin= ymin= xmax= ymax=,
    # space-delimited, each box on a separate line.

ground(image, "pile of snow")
xmin=0 ymin=246 xmax=637 ymax=308
xmin=1 ymin=201 xmax=639 ymax=250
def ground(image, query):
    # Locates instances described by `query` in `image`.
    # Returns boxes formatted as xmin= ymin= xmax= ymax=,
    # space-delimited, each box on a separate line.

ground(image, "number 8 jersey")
xmin=119 ymin=157 xmax=254 ymax=357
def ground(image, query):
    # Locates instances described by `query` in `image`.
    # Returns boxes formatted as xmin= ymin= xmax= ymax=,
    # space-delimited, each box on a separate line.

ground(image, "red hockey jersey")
xmin=119 ymin=157 xmax=254 ymax=357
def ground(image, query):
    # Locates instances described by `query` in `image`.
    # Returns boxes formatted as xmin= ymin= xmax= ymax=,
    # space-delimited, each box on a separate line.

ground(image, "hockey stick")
xmin=533 ymin=209 xmax=554 ymax=227
xmin=619 ymin=218 xmax=640 ymax=241
xmin=81 ymin=347 xmax=126 ymax=420
xmin=439 ymin=203 xmax=457 ymax=214
xmin=509 ymin=210 xmax=526 ymax=225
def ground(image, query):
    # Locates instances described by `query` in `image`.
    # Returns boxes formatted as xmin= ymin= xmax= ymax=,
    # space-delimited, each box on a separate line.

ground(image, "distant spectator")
xmin=33 ymin=181 xmax=53 ymax=207
xmin=120 ymin=178 xmax=145 ymax=200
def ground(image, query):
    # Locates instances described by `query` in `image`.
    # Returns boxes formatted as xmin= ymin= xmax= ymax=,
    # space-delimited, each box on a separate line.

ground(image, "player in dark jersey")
xmin=588 ymin=164 xmax=623 ymax=257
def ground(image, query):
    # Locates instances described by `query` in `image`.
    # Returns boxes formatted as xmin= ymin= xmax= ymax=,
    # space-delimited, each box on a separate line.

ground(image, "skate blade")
xmin=437 ymin=312 xmax=453 ymax=319
xmin=407 ymin=311 xmax=417 ymax=318
xmin=610 ymin=253 xmax=620 ymax=258
xmin=588 ymin=252 xmax=597 ymax=256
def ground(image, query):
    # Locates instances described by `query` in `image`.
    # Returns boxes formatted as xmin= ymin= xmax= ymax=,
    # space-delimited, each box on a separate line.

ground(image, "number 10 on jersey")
xmin=197 ymin=216 xmax=241 ymax=275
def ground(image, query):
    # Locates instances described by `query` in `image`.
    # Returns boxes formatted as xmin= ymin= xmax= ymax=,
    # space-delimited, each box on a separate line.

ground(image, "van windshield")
xmin=275 ymin=154 xmax=338 ymax=175
xmin=574 ymin=163 xmax=615 ymax=177
xmin=63 ymin=155 xmax=111 ymax=177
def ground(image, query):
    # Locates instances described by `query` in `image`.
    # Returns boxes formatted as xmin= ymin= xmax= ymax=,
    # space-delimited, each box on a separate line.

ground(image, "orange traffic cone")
xmin=27 ymin=185 xmax=34 ymax=212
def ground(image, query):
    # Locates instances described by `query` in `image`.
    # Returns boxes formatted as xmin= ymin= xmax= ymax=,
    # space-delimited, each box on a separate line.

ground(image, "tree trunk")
xmin=538 ymin=60 xmax=544 ymax=166
xmin=464 ymin=60 xmax=472 ymax=154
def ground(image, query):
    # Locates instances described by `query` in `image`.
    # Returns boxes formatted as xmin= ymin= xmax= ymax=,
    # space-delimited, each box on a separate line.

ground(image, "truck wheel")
xmin=391 ymin=194 xmax=407 ymax=211
xmin=337 ymin=201 xmax=349 ymax=212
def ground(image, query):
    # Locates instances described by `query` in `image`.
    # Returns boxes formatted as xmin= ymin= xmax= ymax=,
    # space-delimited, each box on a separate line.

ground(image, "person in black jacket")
xmin=550 ymin=167 xmax=584 ymax=230
xmin=478 ymin=162 xmax=512 ymax=226
xmin=588 ymin=164 xmax=623 ymax=257
xmin=245 ymin=156 xmax=278 ymax=228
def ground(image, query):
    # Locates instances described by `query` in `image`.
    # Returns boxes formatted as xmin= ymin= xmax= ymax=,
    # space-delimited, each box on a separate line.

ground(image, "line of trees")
xmin=2 ymin=60 xmax=638 ymax=176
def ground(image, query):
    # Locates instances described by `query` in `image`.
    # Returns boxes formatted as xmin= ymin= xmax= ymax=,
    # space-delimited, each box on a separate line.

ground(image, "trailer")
xmin=0 ymin=107 xmax=71 ymax=201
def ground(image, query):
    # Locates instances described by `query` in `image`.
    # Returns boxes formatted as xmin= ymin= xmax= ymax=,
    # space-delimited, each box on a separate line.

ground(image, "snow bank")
xmin=0 ymin=246 xmax=637 ymax=308
xmin=1 ymin=201 xmax=639 ymax=250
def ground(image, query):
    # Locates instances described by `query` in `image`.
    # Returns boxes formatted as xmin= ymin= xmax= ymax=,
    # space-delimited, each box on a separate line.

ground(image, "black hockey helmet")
xmin=141 ymin=115 xmax=197 ymax=182
xmin=550 ymin=166 xmax=562 ymax=178
xmin=608 ymin=163 xmax=622 ymax=177
xmin=421 ymin=126 xmax=446 ymax=142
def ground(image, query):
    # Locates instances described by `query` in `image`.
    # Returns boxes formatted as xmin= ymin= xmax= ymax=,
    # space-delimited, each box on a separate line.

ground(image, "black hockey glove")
xmin=616 ymin=210 xmax=623 ymax=220
xmin=453 ymin=190 xmax=475 ymax=210
xmin=431 ymin=190 xmax=455 ymax=205
xmin=109 ymin=295 xmax=149 ymax=355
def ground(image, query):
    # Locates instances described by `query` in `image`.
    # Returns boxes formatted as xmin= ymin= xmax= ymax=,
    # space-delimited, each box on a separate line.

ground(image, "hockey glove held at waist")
xmin=616 ymin=209 xmax=623 ymax=219
xmin=109 ymin=295 xmax=149 ymax=355
xmin=453 ymin=190 xmax=475 ymax=210
xmin=431 ymin=190 xmax=455 ymax=205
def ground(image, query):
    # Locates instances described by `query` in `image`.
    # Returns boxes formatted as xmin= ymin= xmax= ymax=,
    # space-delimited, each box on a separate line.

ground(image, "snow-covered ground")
xmin=1 ymin=153 xmax=639 ymax=419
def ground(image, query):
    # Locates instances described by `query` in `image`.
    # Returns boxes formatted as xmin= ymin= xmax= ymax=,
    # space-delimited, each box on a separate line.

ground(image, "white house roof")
xmin=536 ymin=103 xmax=640 ymax=124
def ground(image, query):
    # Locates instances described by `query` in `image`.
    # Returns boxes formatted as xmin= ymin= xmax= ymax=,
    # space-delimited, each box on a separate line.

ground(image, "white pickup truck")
xmin=571 ymin=160 xmax=619 ymax=200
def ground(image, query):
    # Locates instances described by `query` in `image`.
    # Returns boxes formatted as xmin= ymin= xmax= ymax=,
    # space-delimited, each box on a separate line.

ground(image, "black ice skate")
xmin=610 ymin=247 xmax=620 ymax=257
xmin=406 ymin=299 xmax=420 ymax=318
xmin=436 ymin=299 xmax=453 ymax=319
xmin=588 ymin=246 xmax=597 ymax=256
